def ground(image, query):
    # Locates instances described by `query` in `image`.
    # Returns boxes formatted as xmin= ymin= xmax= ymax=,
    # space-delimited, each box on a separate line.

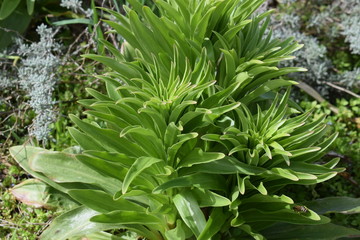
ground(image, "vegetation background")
xmin=0 ymin=0 xmax=359 ymax=239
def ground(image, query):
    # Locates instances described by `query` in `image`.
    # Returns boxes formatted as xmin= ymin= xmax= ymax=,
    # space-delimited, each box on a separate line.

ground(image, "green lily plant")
xmin=9 ymin=0 xmax=360 ymax=239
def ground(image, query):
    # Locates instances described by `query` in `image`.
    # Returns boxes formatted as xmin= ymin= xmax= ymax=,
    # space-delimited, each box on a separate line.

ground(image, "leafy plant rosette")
xmin=9 ymin=0 xmax=360 ymax=239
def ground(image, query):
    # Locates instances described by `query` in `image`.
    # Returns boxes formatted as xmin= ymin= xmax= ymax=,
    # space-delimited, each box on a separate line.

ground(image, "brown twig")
xmin=295 ymin=81 xmax=339 ymax=114
xmin=325 ymin=82 xmax=360 ymax=99
xmin=0 ymin=109 xmax=20 ymax=117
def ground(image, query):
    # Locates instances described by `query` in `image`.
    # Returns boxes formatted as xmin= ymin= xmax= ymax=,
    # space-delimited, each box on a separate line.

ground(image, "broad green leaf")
xmin=238 ymin=224 xmax=266 ymax=240
xmin=129 ymin=10 xmax=163 ymax=58
xmin=165 ymin=220 xmax=192 ymax=240
xmin=90 ymin=210 xmax=163 ymax=225
xmin=201 ymin=78 xmax=244 ymax=108
xmin=71 ymin=231 xmax=128 ymax=240
xmin=168 ymin=100 xmax=197 ymax=123
xmin=11 ymin=179 xmax=77 ymax=210
xmin=122 ymin=156 xmax=162 ymax=193
xmin=167 ymin=132 xmax=198 ymax=166
xmin=0 ymin=0 xmax=31 ymax=50
xmin=192 ymin=188 xmax=231 ymax=207
xmin=181 ymin=157 xmax=266 ymax=175
xmin=240 ymin=194 xmax=294 ymax=205
xmin=10 ymin=146 xmax=69 ymax=193
xmin=85 ymin=110 xmax=129 ymax=130
xmin=305 ymin=197 xmax=360 ymax=215
xmin=240 ymin=79 xmax=296 ymax=104
xmin=270 ymin=168 xmax=299 ymax=181
xmin=261 ymin=223 xmax=360 ymax=240
xmin=68 ymin=189 xmax=145 ymax=213
xmin=142 ymin=6 xmax=172 ymax=54
xmin=240 ymin=208 xmax=328 ymax=225
xmin=68 ymin=123 xmax=118 ymax=152
xmin=177 ymin=148 xmax=225 ymax=168
xmin=153 ymin=173 xmax=226 ymax=193
xmin=173 ymin=191 xmax=206 ymax=237
xmin=0 ymin=0 xmax=21 ymax=20
xmin=40 ymin=206 xmax=121 ymax=240
xmin=164 ymin=122 xmax=181 ymax=149
xmin=11 ymin=179 xmax=51 ymax=208
xmin=29 ymin=151 xmax=121 ymax=194
xmin=289 ymin=161 xmax=344 ymax=174
xmin=82 ymin=151 xmax=134 ymax=168
xmin=198 ymin=208 xmax=229 ymax=240
xmin=76 ymin=154 xmax=127 ymax=181
xmin=120 ymin=126 xmax=165 ymax=159
xmin=70 ymin=115 xmax=146 ymax=157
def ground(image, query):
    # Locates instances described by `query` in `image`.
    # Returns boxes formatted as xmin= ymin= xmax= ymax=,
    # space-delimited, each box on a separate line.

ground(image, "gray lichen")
xmin=17 ymin=24 xmax=61 ymax=141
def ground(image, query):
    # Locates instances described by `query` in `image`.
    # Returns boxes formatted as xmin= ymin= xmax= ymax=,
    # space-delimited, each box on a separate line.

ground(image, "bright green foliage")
xmin=9 ymin=0 xmax=360 ymax=239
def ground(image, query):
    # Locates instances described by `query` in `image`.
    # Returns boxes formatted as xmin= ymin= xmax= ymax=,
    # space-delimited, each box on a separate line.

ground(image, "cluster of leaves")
xmin=279 ymin=97 xmax=360 ymax=230
xmin=8 ymin=0 xmax=360 ymax=239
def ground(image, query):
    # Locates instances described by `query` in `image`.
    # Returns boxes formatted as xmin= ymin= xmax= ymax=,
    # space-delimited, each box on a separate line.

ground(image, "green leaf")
xmin=9 ymin=146 xmax=68 ymax=193
xmin=82 ymin=54 xmax=141 ymax=79
xmin=98 ymin=40 xmax=125 ymax=62
xmin=68 ymin=127 xmax=106 ymax=151
xmin=86 ymin=88 xmax=113 ymax=101
xmin=120 ymin=126 xmax=165 ymax=159
xmin=262 ymin=223 xmax=360 ymax=240
xmin=0 ymin=2 xmax=32 ymax=50
xmin=167 ymin=132 xmax=198 ymax=166
xmin=76 ymin=154 xmax=127 ymax=181
xmin=73 ymin=231 xmax=128 ymax=240
xmin=122 ymin=156 xmax=162 ymax=194
xmin=26 ymin=0 xmax=35 ymax=15
xmin=164 ymin=122 xmax=181 ymax=149
xmin=40 ymin=206 xmax=121 ymax=240
xmin=90 ymin=210 xmax=163 ymax=225
xmin=0 ymin=0 xmax=21 ymax=20
xmin=289 ymin=147 xmax=321 ymax=158
xmin=205 ymin=102 xmax=241 ymax=122
xmin=305 ymin=197 xmax=360 ymax=215
xmin=192 ymin=188 xmax=231 ymax=207
xmin=68 ymin=189 xmax=145 ymax=213
xmin=237 ymin=174 xmax=248 ymax=195
xmin=91 ymin=0 xmax=104 ymax=54
xmin=10 ymin=179 xmax=77 ymax=210
xmin=178 ymin=148 xmax=225 ymax=168
xmin=270 ymin=168 xmax=299 ymax=181
xmin=29 ymin=151 xmax=121 ymax=194
xmin=153 ymin=173 xmax=226 ymax=193
xmin=240 ymin=79 xmax=296 ymax=104
xmin=181 ymin=157 xmax=266 ymax=175
xmin=82 ymin=151 xmax=134 ymax=168
xmin=173 ymin=191 xmax=206 ymax=237
xmin=240 ymin=208 xmax=329 ymax=225
xmin=51 ymin=18 xmax=93 ymax=26
xmin=198 ymin=208 xmax=229 ymax=240
xmin=69 ymin=115 xmax=146 ymax=157
xmin=165 ymin=220 xmax=192 ymax=240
